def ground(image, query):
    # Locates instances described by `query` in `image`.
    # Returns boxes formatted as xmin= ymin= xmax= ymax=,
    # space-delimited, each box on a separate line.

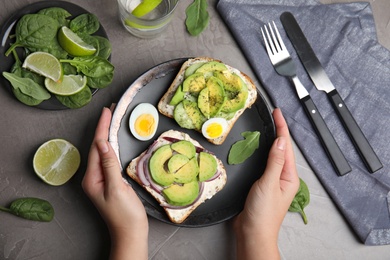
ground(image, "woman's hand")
xmin=82 ymin=107 xmax=148 ymax=260
xmin=235 ymin=108 xmax=300 ymax=260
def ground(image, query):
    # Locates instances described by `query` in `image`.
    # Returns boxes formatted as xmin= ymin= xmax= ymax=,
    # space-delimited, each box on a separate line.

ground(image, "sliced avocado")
xmin=206 ymin=76 xmax=226 ymax=117
xmin=215 ymin=111 xmax=236 ymax=120
xmin=198 ymin=76 xmax=226 ymax=118
xmin=169 ymin=84 xmax=185 ymax=105
xmin=184 ymin=62 xmax=206 ymax=78
xmin=162 ymin=181 xmax=199 ymax=206
xmin=174 ymin=157 xmax=199 ymax=183
xmin=173 ymin=101 xmax=195 ymax=129
xmin=198 ymin=87 xmax=210 ymax=118
xmin=182 ymin=99 xmax=206 ymax=130
xmin=168 ymin=154 xmax=189 ymax=174
xmin=214 ymin=71 xmax=244 ymax=92
xmin=198 ymin=152 xmax=218 ymax=182
xmin=149 ymin=145 xmax=174 ymax=186
xmin=171 ymin=140 xmax=196 ymax=159
xmin=195 ymin=61 xmax=227 ymax=75
xmin=222 ymin=83 xmax=249 ymax=113
xmin=182 ymin=72 xmax=206 ymax=96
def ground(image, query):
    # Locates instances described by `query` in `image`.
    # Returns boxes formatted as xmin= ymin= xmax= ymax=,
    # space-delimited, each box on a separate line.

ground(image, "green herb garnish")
xmin=0 ymin=197 xmax=54 ymax=222
xmin=185 ymin=0 xmax=210 ymax=36
xmin=228 ymin=131 xmax=260 ymax=165
xmin=289 ymin=178 xmax=310 ymax=224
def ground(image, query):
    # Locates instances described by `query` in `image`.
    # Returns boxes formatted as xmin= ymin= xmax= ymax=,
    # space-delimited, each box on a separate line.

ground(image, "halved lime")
xmin=132 ymin=0 xmax=163 ymax=17
xmin=33 ymin=139 xmax=81 ymax=186
xmin=45 ymin=75 xmax=87 ymax=96
xmin=22 ymin=52 xmax=63 ymax=82
xmin=58 ymin=26 xmax=97 ymax=56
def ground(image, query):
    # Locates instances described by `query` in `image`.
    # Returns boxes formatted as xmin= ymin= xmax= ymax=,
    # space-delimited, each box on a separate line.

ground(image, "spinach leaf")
xmin=70 ymin=13 xmax=100 ymax=35
xmin=87 ymin=72 xmax=113 ymax=89
xmin=228 ymin=131 xmax=260 ymax=165
xmin=93 ymin=36 xmax=112 ymax=59
xmin=38 ymin=7 xmax=71 ymax=28
xmin=56 ymin=86 xmax=92 ymax=109
xmin=0 ymin=197 xmax=54 ymax=222
xmin=3 ymin=72 xmax=51 ymax=101
xmin=5 ymin=14 xmax=58 ymax=56
xmin=289 ymin=178 xmax=310 ymax=224
xmin=185 ymin=0 xmax=210 ymax=36
xmin=60 ymin=56 xmax=114 ymax=78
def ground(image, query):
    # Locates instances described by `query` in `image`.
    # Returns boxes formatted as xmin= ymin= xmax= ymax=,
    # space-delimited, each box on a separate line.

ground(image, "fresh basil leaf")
xmin=289 ymin=178 xmax=310 ymax=224
xmin=56 ymin=86 xmax=92 ymax=109
xmin=70 ymin=13 xmax=100 ymax=35
xmin=0 ymin=198 xmax=54 ymax=222
xmin=228 ymin=131 xmax=260 ymax=165
xmin=185 ymin=0 xmax=210 ymax=36
xmin=3 ymin=72 xmax=51 ymax=101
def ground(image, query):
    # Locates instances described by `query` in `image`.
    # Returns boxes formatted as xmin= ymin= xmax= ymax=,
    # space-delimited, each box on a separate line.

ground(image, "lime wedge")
xmin=33 ymin=139 xmax=81 ymax=186
xmin=44 ymin=75 xmax=87 ymax=96
xmin=58 ymin=26 xmax=96 ymax=56
xmin=22 ymin=52 xmax=63 ymax=82
xmin=132 ymin=0 xmax=163 ymax=17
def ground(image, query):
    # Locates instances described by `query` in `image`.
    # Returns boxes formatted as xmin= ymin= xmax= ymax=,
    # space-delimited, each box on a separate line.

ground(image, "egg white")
xmin=129 ymin=103 xmax=159 ymax=141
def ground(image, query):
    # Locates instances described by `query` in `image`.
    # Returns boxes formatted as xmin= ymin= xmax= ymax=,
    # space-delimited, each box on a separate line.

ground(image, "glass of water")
xmin=117 ymin=0 xmax=179 ymax=38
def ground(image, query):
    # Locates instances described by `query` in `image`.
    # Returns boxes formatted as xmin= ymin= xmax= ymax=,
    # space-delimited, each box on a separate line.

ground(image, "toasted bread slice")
xmin=158 ymin=57 xmax=258 ymax=145
xmin=127 ymin=130 xmax=227 ymax=224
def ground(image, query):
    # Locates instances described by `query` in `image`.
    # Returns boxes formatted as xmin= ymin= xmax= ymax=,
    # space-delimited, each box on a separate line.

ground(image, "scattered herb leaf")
xmin=228 ymin=131 xmax=260 ymax=165
xmin=0 ymin=197 xmax=54 ymax=222
xmin=289 ymin=178 xmax=310 ymax=224
xmin=185 ymin=0 xmax=210 ymax=36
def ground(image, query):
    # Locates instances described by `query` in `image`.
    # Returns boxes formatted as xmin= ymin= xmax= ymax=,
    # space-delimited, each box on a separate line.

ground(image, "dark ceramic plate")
xmin=109 ymin=58 xmax=276 ymax=227
xmin=0 ymin=1 xmax=109 ymax=110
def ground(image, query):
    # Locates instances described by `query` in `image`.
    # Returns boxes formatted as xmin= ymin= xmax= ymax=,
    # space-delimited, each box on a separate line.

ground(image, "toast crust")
xmin=158 ymin=57 xmax=258 ymax=145
xmin=126 ymin=130 xmax=227 ymax=224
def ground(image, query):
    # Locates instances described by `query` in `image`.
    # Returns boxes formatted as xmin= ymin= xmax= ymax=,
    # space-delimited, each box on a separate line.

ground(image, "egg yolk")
xmin=134 ymin=114 xmax=155 ymax=137
xmin=206 ymin=123 xmax=223 ymax=138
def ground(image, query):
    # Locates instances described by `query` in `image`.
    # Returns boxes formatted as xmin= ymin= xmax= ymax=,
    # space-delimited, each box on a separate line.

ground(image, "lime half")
xmin=132 ymin=0 xmax=163 ymax=17
xmin=22 ymin=52 xmax=63 ymax=82
xmin=45 ymin=75 xmax=87 ymax=96
xmin=58 ymin=26 xmax=96 ymax=56
xmin=33 ymin=139 xmax=81 ymax=186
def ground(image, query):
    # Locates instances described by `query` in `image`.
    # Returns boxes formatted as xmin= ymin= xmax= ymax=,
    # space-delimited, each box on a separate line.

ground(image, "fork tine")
xmin=264 ymin=25 xmax=277 ymax=55
xmin=271 ymin=21 xmax=287 ymax=52
xmin=268 ymin=22 xmax=282 ymax=54
xmin=261 ymin=28 xmax=273 ymax=57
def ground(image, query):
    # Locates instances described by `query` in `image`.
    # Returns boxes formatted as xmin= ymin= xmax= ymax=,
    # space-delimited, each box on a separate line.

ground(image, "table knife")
xmin=280 ymin=12 xmax=383 ymax=173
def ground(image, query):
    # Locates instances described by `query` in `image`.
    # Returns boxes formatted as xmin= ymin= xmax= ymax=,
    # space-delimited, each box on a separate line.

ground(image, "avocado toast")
xmin=158 ymin=57 xmax=258 ymax=145
xmin=127 ymin=130 xmax=227 ymax=224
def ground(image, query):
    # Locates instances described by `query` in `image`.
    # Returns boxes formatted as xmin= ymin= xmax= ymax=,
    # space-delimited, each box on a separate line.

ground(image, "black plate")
xmin=0 ymin=1 xmax=109 ymax=110
xmin=109 ymin=58 xmax=276 ymax=227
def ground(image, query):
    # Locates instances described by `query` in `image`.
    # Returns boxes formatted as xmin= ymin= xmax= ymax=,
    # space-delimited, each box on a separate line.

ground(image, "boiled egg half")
xmin=201 ymin=118 xmax=228 ymax=140
xmin=129 ymin=103 xmax=159 ymax=141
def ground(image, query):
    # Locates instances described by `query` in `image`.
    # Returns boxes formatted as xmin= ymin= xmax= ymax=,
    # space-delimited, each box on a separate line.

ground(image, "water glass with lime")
xmin=117 ymin=0 xmax=179 ymax=38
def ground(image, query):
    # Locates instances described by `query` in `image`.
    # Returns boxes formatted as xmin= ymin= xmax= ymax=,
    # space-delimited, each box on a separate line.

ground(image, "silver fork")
xmin=261 ymin=21 xmax=351 ymax=176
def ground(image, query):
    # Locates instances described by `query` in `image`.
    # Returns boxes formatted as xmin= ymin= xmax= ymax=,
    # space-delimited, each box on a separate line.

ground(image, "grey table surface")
xmin=1 ymin=0 xmax=389 ymax=259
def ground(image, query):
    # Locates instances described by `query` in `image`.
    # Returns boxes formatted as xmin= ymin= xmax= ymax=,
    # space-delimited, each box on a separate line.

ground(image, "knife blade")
xmin=280 ymin=12 xmax=383 ymax=173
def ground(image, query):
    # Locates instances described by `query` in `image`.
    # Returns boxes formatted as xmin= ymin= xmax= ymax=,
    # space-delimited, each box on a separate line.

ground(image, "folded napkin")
xmin=217 ymin=0 xmax=390 ymax=246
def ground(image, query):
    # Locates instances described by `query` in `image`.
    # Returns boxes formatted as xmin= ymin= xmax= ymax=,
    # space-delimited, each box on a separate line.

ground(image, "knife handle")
xmin=328 ymin=90 xmax=383 ymax=173
xmin=301 ymin=95 xmax=352 ymax=176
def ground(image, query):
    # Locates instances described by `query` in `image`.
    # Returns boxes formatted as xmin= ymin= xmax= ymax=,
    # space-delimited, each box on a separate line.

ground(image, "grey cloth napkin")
xmin=217 ymin=0 xmax=390 ymax=246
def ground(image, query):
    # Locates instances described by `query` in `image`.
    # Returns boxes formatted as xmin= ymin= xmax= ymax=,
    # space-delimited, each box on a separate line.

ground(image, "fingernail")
xmin=97 ymin=140 xmax=109 ymax=154
xmin=276 ymin=137 xmax=286 ymax=150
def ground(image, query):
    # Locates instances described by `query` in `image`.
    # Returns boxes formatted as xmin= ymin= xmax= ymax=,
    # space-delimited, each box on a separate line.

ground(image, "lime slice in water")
xmin=58 ymin=26 xmax=96 ymax=56
xmin=22 ymin=52 xmax=63 ymax=82
xmin=132 ymin=0 xmax=163 ymax=17
xmin=33 ymin=139 xmax=81 ymax=186
xmin=45 ymin=75 xmax=87 ymax=96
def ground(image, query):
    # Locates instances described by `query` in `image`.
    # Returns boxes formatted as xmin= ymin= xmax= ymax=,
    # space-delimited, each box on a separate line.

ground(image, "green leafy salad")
xmin=2 ymin=7 xmax=114 ymax=108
